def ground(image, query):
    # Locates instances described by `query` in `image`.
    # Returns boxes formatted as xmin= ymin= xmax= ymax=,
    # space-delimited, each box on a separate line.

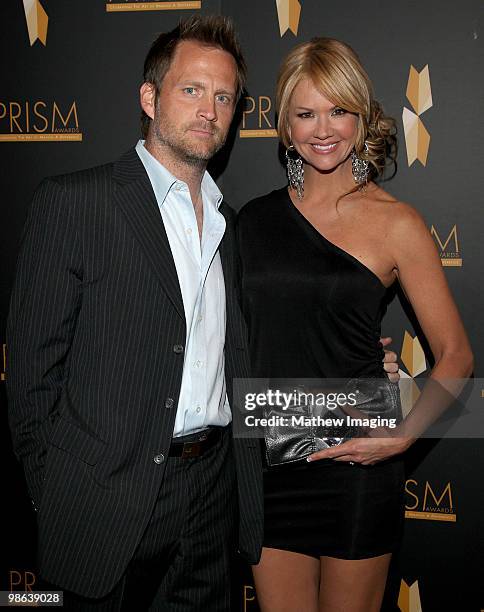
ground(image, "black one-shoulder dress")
xmin=236 ymin=187 xmax=405 ymax=559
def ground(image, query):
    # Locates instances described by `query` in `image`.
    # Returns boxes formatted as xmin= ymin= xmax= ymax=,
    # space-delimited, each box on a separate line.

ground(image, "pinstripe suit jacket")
xmin=6 ymin=147 xmax=263 ymax=598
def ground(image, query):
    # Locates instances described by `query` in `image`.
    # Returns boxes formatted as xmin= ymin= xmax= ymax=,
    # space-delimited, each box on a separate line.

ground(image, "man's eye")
xmin=217 ymin=95 xmax=231 ymax=104
xmin=183 ymin=87 xmax=197 ymax=95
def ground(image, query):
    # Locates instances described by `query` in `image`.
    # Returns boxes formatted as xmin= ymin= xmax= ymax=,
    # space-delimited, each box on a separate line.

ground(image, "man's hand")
xmin=380 ymin=336 xmax=399 ymax=383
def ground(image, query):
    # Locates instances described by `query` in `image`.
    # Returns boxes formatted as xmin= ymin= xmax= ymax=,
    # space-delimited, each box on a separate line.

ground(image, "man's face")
xmin=146 ymin=40 xmax=238 ymax=165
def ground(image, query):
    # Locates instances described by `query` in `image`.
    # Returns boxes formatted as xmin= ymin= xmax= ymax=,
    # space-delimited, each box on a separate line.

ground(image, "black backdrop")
xmin=1 ymin=2 xmax=483 ymax=610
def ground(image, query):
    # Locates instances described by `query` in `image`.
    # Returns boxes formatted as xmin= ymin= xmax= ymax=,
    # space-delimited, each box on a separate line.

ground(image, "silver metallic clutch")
xmin=262 ymin=379 xmax=402 ymax=467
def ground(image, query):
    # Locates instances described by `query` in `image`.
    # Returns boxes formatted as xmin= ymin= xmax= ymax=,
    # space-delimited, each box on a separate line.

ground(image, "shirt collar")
xmin=135 ymin=140 xmax=223 ymax=209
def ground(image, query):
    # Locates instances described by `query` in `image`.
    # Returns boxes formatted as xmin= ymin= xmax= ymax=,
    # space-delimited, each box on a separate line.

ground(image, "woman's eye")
xmin=331 ymin=107 xmax=347 ymax=116
xmin=297 ymin=112 xmax=313 ymax=119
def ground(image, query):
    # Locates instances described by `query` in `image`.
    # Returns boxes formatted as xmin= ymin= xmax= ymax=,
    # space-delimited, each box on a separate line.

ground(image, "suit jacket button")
xmin=173 ymin=344 xmax=184 ymax=354
xmin=153 ymin=454 xmax=165 ymax=464
xmin=165 ymin=397 xmax=174 ymax=408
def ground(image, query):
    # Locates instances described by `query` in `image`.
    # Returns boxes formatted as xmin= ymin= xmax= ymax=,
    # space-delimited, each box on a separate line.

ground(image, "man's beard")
xmin=153 ymin=112 xmax=226 ymax=167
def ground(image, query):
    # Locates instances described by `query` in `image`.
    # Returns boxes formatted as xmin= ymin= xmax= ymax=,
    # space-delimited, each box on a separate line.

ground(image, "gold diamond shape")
xmin=402 ymin=108 xmax=431 ymax=166
xmin=23 ymin=0 xmax=48 ymax=46
xmin=398 ymin=579 xmax=423 ymax=612
xmin=406 ymin=65 xmax=433 ymax=115
xmin=276 ymin=0 xmax=301 ymax=37
xmin=401 ymin=331 xmax=427 ymax=378
xmin=398 ymin=371 xmax=421 ymax=418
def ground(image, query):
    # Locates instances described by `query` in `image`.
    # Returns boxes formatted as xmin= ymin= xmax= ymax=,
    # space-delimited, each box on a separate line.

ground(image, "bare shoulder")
xmin=364 ymin=184 xmax=427 ymax=237
xmin=363 ymin=186 xmax=440 ymax=269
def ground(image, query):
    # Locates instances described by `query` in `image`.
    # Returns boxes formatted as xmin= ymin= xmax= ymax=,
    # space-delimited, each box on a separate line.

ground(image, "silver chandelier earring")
xmin=286 ymin=145 xmax=304 ymax=200
xmin=351 ymin=142 xmax=370 ymax=185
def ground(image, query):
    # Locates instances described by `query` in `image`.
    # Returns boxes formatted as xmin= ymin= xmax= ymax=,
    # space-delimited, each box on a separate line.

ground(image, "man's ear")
xmin=140 ymin=82 xmax=156 ymax=120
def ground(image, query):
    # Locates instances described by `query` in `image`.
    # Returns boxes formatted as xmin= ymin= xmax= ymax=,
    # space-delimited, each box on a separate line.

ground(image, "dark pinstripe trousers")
xmin=42 ymin=427 xmax=237 ymax=611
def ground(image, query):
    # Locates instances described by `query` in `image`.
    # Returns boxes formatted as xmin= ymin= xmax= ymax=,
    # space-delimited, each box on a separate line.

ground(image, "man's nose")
xmin=198 ymin=95 xmax=217 ymax=122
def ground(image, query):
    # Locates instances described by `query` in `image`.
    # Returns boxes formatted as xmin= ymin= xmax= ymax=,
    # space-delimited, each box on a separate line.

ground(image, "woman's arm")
xmin=391 ymin=203 xmax=473 ymax=379
xmin=308 ymin=202 xmax=473 ymax=465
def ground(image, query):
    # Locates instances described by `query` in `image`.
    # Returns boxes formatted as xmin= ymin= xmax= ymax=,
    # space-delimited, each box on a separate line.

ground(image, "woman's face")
xmin=287 ymin=77 xmax=358 ymax=175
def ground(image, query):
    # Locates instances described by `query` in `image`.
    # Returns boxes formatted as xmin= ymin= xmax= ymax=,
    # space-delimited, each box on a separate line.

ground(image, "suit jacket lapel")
xmin=112 ymin=148 xmax=185 ymax=320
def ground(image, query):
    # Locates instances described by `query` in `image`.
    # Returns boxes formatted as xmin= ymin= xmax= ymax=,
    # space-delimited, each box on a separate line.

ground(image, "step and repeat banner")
xmin=1 ymin=1 xmax=483 ymax=610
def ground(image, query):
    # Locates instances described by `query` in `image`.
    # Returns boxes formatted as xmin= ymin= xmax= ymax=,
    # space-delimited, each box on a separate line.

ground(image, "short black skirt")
xmin=262 ymin=455 xmax=405 ymax=559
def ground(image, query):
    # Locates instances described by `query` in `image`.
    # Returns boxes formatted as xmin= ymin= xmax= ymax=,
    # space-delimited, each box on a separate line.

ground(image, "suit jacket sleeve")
xmin=6 ymin=177 xmax=83 ymax=507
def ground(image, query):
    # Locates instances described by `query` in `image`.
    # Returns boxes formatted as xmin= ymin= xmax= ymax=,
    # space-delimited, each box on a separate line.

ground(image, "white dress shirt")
xmin=136 ymin=140 xmax=231 ymax=437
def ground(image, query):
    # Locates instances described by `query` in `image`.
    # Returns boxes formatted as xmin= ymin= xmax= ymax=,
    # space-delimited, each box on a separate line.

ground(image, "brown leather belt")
xmin=168 ymin=427 xmax=224 ymax=459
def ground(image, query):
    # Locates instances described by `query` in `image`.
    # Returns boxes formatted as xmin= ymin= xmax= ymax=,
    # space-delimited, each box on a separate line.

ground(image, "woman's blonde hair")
xmin=276 ymin=37 xmax=396 ymax=179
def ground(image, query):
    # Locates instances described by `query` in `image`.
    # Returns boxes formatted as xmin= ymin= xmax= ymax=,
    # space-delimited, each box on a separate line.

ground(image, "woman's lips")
xmin=310 ymin=142 xmax=339 ymax=154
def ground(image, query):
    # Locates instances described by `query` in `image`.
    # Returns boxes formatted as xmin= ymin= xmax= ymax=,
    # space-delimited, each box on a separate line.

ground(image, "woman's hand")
xmin=380 ymin=336 xmax=399 ymax=383
xmin=307 ymin=427 xmax=413 ymax=465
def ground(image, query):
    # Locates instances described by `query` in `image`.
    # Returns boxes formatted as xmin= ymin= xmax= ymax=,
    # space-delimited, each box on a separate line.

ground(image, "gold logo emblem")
xmin=106 ymin=1 xmax=201 ymax=11
xmin=405 ymin=479 xmax=456 ymax=522
xmin=430 ymin=224 xmax=462 ymax=267
xmin=23 ymin=0 xmax=48 ymax=46
xmin=239 ymin=95 xmax=277 ymax=138
xmin=242 ymin=585 xmax=256 ymax=611
xmin=9 ymin=570 xmax=36 ymax=592
xmin=398 ymin=331 xmax=427 ymax=418
xmin=0 ymin=101 xmax=82 ymax=142
xmin=1 ymin=344 xmax=6 ymax=381
xmin=402 ymin=65 xmax=432 ymax=166
xmin=401 ymin=330 xmax=426 ymax=378
xmin=398 ymin=579 xmax=423 ymax=612
xmin=276 ymin=0 xmax=301 ymax=37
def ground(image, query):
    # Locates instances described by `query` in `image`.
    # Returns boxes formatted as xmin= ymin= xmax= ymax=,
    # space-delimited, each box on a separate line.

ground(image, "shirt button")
xmin=186 ymin=228 xmax=192 ymax=235
xmin=165 ymin=397 xmax=174 ymax=408
xmin=153 ymin=454 xmax=165 ymax=464
xmin=196 ymin=406 xmax=201 ymax=414
xmin=173 ymin=344 xmax=184 ymax=354
xmin=195 ymin=360 xmax=202 ymax=368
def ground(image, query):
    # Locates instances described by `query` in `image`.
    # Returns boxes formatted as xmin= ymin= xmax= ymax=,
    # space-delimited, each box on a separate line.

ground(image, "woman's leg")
xmin=252 ymin=547 xmax=320 ymax=612
xmin=318 ymin=553 xmax=392 ymax=612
